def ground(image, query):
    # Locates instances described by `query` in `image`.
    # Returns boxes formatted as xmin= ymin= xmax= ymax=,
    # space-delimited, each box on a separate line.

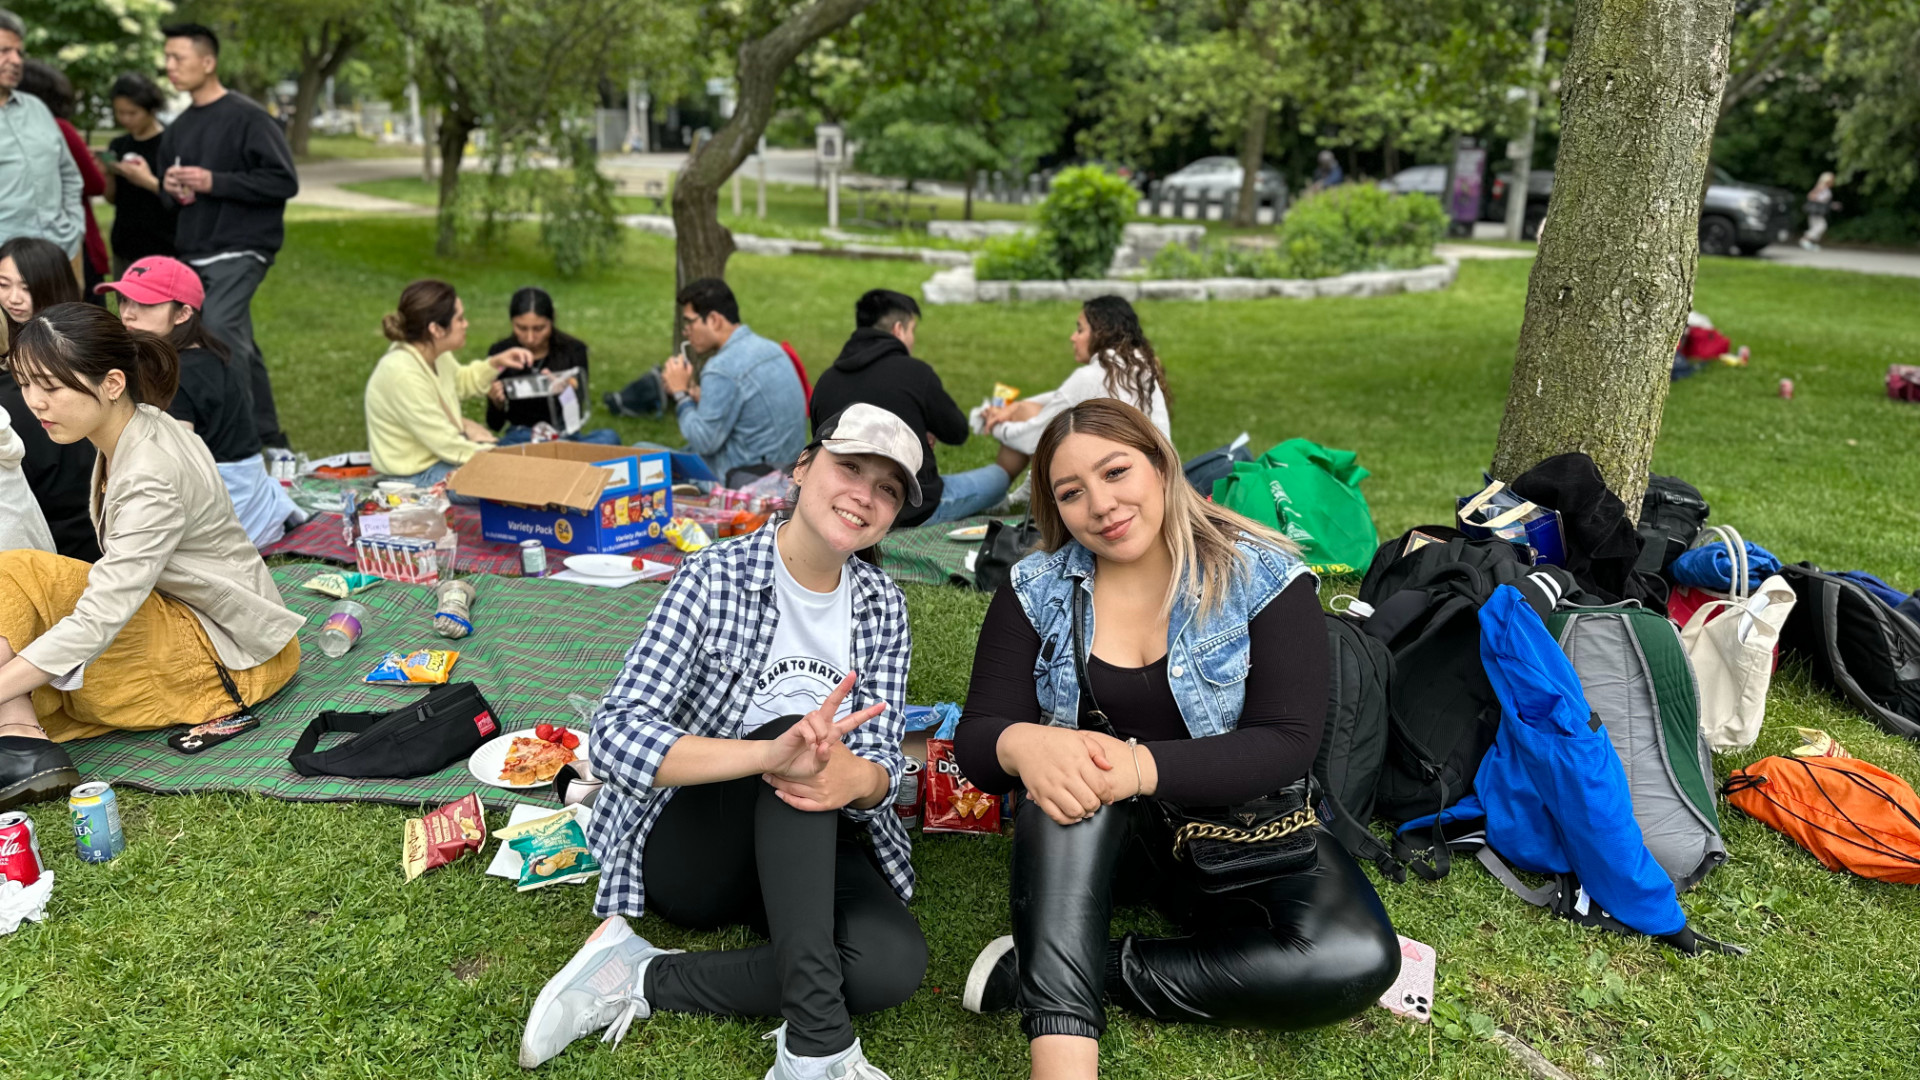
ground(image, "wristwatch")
xmin=670 ymin=390 xmax=692 ymax=408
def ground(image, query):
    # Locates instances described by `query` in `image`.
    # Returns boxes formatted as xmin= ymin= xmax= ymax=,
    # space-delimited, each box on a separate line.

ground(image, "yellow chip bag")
xmin=664 ymin=517 xmax=712 ymax=553
xmin=365 ymin=649 xmax=461 ymax=684
xmin=992 ymin=382 xmax=1021 ymax=404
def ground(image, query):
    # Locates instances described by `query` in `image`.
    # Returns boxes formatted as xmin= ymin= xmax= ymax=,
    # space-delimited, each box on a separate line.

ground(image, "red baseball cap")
xmin=94 ymin=256 xmax=205 ymax=310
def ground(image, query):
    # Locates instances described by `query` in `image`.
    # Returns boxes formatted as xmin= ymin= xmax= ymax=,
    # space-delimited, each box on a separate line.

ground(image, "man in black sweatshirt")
xmin=117 ymin=23 xmax=298 ymax=449
xmin=809 ymin=290 xmax=1010 ymax=529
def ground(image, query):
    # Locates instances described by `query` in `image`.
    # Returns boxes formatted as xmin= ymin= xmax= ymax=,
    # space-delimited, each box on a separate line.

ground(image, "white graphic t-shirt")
xmin=738 ymin=531 xmax=855 ymax=735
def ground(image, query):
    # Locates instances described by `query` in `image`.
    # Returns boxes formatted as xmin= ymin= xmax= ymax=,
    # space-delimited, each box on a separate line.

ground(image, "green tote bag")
xmin=1212 ymin=438 xmax=1379 ymax=574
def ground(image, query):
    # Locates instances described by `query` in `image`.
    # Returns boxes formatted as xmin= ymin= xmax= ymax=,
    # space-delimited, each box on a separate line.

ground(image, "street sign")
xmin=816 ymin=124 xmax=846 ymax=167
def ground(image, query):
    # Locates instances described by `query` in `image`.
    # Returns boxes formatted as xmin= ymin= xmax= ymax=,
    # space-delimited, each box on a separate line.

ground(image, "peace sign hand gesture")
xmin=760 ymin=671 xmax=892 ymax=812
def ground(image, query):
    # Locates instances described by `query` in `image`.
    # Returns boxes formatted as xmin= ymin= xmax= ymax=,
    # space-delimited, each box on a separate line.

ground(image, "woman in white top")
xmin=978 ymin=295 xmax=1172 ymax=495
xmin=0 ymin=403 xmax=55 ymax=552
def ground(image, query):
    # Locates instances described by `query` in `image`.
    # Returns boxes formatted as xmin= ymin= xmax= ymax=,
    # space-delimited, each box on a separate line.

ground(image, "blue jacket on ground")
xmin=674 ymin=324 xmax=808 ymax=479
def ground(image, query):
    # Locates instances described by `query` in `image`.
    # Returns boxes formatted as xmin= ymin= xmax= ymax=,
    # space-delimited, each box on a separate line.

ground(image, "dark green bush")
xmin=1035 ymin=165 xmax=1137 ymax=278
xmin=1276 ymin=186 xmax=1446 ymax=278
xmin=976 ymin=231 xmax=1062 ymax=280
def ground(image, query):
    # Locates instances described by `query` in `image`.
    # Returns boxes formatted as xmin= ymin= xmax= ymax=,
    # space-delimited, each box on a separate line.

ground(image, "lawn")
xmin=7 ymin=217 xmax=1920 ymax=1079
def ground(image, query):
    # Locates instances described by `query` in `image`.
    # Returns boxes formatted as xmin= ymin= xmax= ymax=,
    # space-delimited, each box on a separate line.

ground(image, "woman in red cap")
xmin=98 ymin=256 xmax=303 ymax=548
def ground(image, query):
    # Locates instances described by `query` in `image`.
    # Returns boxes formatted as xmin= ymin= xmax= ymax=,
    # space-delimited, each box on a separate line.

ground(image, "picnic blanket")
xmin=877 ymin=516 xmax=1014 ymax=587
xmin=61 ymin=564 xmax=666 ymax=811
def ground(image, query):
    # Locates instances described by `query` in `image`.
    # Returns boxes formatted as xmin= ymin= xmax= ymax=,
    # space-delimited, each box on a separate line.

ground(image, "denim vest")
xmin=1007 ymin=538 xmax=1313 ymax=738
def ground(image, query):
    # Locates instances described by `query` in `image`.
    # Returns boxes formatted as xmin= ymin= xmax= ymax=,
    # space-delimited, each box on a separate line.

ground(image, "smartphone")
xmin=1377 ymin=935 xmax=1435 ymax=1023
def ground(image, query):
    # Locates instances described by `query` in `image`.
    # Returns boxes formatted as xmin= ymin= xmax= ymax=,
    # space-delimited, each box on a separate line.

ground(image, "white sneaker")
xmin=518 ymin=916 xmax=679 ymax=1068
xmin=762 ymin=1024 xmax=894 ymax=1080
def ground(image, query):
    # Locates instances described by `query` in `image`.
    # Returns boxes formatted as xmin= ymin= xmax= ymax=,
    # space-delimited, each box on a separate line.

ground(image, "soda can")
xmin=1779 ymin=378 xmax=1794 ymax=399
xmin=520 ymin=538 xmax=548 ymax=578
xmin=895 ymin=758 xmax=922 ymax=810
xmin=69 ymin=782 xmax=127 ymax=863
xmin=0 ymin=810 xmax=45 ymax=886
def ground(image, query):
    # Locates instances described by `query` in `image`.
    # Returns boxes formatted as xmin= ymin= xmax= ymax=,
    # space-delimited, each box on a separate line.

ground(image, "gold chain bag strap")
xmin=1070 ymin=588 xmax=1319 ymax=893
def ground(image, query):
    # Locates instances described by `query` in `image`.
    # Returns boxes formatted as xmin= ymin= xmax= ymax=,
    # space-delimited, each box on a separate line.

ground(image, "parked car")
xmin=1158 ymin=155 xmax=1289 ymax=208
xmin=1377 ymin=164 xmax=1448 ymax=199
xmin=1482 ymin=166 xmax=1795 ymax=255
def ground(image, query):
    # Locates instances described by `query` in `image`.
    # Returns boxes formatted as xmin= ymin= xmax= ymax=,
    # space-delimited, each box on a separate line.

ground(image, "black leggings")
xmin=1012 ymin=797 xmax=1400 ymax=1040
xmin=639 ymin=716 xmax=927 ymax=1057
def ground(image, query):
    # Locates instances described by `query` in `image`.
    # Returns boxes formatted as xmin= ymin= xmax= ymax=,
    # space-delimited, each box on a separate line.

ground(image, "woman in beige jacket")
xmin=0 ymin=303 xmax=302 ymax=811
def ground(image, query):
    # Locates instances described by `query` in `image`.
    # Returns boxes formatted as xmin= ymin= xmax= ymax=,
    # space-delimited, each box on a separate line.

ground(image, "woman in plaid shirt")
xmin=520 ymin=404 xmax=928 ymax=1080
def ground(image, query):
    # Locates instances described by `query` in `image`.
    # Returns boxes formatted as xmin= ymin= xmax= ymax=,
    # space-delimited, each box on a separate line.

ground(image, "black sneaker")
xmin=961 ymin=935 xmax=1018 ymax=1014
xmin=0 ymin=736 xmax=81 ymax=812
xmin=602 ymin=390 xmax=638 ymax=418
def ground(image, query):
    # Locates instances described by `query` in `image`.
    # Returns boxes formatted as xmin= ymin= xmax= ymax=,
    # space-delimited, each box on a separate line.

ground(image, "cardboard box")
xmin=450 ymin=442 xmax=674 ymax=554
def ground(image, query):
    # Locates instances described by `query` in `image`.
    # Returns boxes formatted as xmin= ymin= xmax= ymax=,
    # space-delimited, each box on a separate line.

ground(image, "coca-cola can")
xmin=0 ymin=810 xmax=45 ymax=886
xmin=1779 ymin=378 xmax=1794 ymax=399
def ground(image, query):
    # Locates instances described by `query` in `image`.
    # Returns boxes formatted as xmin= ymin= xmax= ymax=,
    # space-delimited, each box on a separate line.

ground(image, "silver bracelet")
xmin=1126 ymin=737 xmax=1143 ymax=800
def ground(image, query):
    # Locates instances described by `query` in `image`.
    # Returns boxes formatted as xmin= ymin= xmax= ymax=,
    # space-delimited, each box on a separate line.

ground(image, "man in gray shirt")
xmin=0 ymin=10 xmax=81 ymax=262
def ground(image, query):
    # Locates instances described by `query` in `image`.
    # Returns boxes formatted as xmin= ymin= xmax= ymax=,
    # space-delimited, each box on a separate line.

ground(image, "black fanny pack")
xmin=1071 ymin=590 xmax=1319 ymax=892
xmin=289 ymin=682 xmax=500 ymax=779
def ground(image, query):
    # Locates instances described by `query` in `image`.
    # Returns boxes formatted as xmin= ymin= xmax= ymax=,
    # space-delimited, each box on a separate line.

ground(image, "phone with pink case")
xmin=1377 ymin=935 xmax=1435 ymax=1023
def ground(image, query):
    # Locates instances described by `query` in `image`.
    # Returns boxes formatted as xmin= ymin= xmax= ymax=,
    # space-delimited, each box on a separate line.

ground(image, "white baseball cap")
xmin=814 ymin=402 xmax=925 ymax=506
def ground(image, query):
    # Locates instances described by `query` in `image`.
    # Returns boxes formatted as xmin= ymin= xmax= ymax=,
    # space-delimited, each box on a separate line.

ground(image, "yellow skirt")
xmin=0 ymin=550 xmax=301 ymax=742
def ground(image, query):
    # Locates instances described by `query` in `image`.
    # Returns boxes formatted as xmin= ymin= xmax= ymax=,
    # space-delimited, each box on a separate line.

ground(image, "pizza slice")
xmin=500 ymin=735 xmax=576 ymax=786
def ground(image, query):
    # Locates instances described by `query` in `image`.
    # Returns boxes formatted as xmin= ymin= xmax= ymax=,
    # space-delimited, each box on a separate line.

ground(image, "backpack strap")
xmin=1319 ymin=785 xmax=1407 ymax=883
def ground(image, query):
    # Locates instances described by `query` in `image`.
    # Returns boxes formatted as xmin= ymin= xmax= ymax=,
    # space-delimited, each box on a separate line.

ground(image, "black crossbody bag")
xmin=1071 ymin=589 xmax=1319 ymax=892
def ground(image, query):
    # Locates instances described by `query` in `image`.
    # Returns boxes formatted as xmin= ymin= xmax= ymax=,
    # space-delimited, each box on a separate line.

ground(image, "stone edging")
xmin=920 ymin=258 xmax=1458 ymax=305
xmin=618 ymin=215 xmax=971 ymax=266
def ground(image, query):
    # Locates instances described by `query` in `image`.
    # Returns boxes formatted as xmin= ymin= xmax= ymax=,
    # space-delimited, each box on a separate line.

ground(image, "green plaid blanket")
xmin=877 ymin=515 xmax=1013 ymax=587
xmin=62 ymin=565 xmax=666 ymax=811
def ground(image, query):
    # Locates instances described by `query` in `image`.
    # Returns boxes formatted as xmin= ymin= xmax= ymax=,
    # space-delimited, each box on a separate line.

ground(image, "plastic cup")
xmin=317 ymin=599 xmax=370 ymax=659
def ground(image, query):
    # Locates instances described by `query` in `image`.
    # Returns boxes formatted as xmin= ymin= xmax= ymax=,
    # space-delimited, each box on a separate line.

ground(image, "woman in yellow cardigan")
xmin=365 ymin=279 xmax=533 ymax=497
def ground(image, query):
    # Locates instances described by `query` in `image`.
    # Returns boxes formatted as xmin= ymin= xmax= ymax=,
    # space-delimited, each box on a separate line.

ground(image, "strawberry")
xmin=534 ymin=723 xmax=555 ymax=741
xmin=560 ymin=730 xmax=581 ymax=750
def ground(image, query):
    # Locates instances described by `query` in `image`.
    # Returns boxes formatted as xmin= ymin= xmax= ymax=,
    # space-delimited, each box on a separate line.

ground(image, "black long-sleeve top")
xmin=809 ymin=328 xmax=970 ymax=530
xmin=954 ymin=576 xmax=1327 ymax=806
xmin=156 ymin=92 xmax=298 ymax=259
xmin=485 ymin=334 xmax=591 ymax=432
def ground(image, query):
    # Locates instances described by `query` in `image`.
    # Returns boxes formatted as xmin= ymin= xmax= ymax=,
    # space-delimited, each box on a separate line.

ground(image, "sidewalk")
xmin=292 ymin=157 xmax=431 ymax=214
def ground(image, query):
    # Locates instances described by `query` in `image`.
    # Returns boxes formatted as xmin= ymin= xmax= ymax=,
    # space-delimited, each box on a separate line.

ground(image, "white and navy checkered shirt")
xmin=585 ymin=524 xmax=915 ymax=918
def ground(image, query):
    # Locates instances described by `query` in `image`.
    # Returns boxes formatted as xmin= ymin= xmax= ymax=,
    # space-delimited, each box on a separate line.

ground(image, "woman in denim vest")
xmin=953 ymin=399 xmax=1398 ymax=1078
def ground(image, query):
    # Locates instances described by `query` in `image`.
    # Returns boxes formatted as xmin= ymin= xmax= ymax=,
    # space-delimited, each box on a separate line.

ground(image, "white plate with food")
xmin=469 ymin=726 xmax=590 ymax=789
xmin=946 ymin=524 xmax=990 ymax=542
xmin=561 ymin=554 xmax=644 ymax=577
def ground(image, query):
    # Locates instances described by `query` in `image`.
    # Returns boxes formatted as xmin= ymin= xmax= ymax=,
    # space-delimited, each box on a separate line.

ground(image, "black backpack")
xmin=1779 ymin=563 xmax=1920 ymax=741
xmin=1313 ymin=612 xmax=1402 ymax=880
xmin=1358 ymin=525 xmax=1534 ymax=609
xmin=1637 ymin=474 xmax=1711 ymax=573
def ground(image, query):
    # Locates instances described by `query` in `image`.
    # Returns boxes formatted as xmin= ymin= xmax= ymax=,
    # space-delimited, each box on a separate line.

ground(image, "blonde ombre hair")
xmin=1029 ymin=399 xmax=1299 ymax=618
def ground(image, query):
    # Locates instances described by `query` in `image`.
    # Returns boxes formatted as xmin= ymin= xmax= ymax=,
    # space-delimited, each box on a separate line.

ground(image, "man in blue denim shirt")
xmin=657 ymin=278 xmax=808 ymax=480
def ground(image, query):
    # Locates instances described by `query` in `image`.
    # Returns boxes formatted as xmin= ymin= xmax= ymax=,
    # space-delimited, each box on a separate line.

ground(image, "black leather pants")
xmin=1010 ymin=797 xmax=1401 ymax=1040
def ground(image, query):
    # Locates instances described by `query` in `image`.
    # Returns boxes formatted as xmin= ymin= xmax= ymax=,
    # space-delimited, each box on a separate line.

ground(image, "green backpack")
xmin=1212 ymin=438 xmax=1378 ymax=574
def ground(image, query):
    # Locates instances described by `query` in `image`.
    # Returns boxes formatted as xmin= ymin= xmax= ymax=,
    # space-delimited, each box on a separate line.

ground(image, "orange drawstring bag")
xmin=1723 ymin=756 xmax=1920 ymax=884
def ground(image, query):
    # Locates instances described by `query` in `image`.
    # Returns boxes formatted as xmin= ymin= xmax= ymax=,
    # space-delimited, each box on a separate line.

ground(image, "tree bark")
xmin=287 ymin=21 xmax=363 ymax=159
xmin=435 ymin=115 xmax=475 ymax=257
xmin=1233 ymin=93 xmax=1270 ymax=227
xmin=671 ymin=0 xmax=880 ymax=287
xmin=1490 ymin=0 xmax=1738 ymax=510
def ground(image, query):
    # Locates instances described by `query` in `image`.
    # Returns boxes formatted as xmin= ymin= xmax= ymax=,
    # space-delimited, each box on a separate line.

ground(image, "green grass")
xmin=297 ymin=133 xmax=431 ymax=163
xmin=10 ymin=217 xmax=1920 ymax=1078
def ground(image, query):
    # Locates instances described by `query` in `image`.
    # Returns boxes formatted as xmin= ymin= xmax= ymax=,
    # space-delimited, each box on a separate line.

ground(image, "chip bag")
xmin=403 ymin=792 xmax=488 ymax=881
xmin=664 ymin=517 xmax=712 ymax=553
xmin=923 ymin=707 xmax=1000 ymax=835
xmin=302 ymin=571 xmax=384 ymax=599
xmin=992 ymin=382 xmax=1021 ymax=406
xmin=365 ymin=649 xmax=461 ymax=684
xmin=498 ymin=809 xmax=602 ymax=891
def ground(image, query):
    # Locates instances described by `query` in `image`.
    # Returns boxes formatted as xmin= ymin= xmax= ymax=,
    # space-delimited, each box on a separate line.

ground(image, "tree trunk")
xmin=289 ymin=69 xmax=324 ymax=159
xmin=1490 ymin=0 xmax=1738 ymax=511
xmin=435 ymin=117 xmax=474 ymax=257
xmin=964 ymin=166 xmax=975 ymax=221
xmin=1233 ymin=93 xmax=1270 ymax=227
xmin=1504 ymin=0 xmax=1551 ymax=242
xmin=671 ymin=0 xmax=880 ymax=287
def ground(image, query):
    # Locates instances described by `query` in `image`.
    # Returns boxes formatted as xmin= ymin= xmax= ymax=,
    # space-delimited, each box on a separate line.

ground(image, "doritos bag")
xmin=922 ymin=706 xmax=1000 ymax=835
xmin=1723 ymin=756 xmax=1920 ymax=884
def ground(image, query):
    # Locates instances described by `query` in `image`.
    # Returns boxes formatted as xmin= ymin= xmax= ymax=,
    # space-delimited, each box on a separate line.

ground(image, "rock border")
xmin=921 ymin=258 xmax=1457 ymax=305
xmin=619 ymin=214 xmax=971 ymax=267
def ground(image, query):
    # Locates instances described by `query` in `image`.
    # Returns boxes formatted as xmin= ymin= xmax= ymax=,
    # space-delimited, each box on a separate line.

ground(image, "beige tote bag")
xmin=1681 ymin=526 xmax=1797 ymax=752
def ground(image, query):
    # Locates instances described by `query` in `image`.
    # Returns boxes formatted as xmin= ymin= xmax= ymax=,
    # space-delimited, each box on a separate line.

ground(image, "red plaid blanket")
xmin=264 ymin=509 xmax=684 ymax=576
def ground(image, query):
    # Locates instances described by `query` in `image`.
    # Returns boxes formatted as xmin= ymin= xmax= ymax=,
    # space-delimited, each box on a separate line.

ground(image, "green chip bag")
xmin=501 ymin=811 xmax=601 ymax=892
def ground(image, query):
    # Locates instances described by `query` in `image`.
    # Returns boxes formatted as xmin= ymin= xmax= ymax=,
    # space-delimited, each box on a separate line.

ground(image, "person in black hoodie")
xmin=810 ymin=290 xmax=1009 ymax=530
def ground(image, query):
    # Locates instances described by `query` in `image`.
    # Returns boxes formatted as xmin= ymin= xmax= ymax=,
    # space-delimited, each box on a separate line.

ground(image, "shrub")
xmin=976 ymin=230 xmax=1062 ymax=281
xmin=1034 ymin=165 xmax=1138 ymax=278
xmin=1276 ymin=185 xmax=1446 ymax=278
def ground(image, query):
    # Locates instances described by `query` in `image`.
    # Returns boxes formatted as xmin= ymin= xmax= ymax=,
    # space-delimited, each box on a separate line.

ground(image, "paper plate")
xmin=468 ymin=728 xmax=590 ymax=790
xmin=562 ymin=554 xmax=640 ymax=577
xmin=946 ymin=524 xmax=990 ymax=541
